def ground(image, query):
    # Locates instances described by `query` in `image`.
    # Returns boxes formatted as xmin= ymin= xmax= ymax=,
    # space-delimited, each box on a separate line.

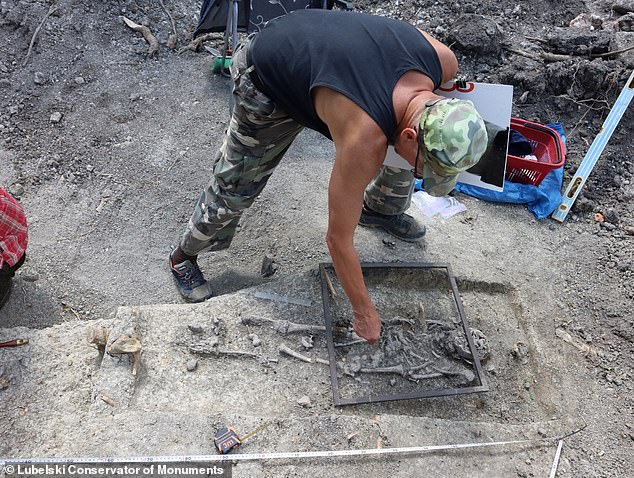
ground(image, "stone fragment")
xmin=260 ymin=255 xmax=277 ymax=278
xmin=447 ymin=15 xmax=504 ymax=55
xmin=50 ymin=112 xmax=63 ymax=124
xmin=296 ymin=396 xmax=311 ymax=407
xmin=8 ymin=183 xmax=24 ymax=197
xmin=603 ymin=208 xmax=620 ymax=224
xmin=34 ymin=72 xmax=46 ymax=85
xmin=74 ymin=76 xmax=85 ymax=85
xmin=188 ymin=323 xmax=204 ymax=334
xmin=613 ymin=1 xmax=634 ymax=15
xmin=300 ymin=335 xmax=314 ymax=350
xmin=186 ymin=359 xmax=198 ymax=372
xmin=600 ymin=221 xmax=617 ymax=231
xmin=19 ymin=268 xmax=39 ymax=282
xmin=248 ymin=333 xmax=262 ymax=347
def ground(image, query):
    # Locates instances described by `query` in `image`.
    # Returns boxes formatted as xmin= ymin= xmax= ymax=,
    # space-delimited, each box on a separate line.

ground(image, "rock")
xmin=511 ymin=341 xmax=529 ymax=364
xmin=186 ymin=359 xmax=198 ymax=372
xmin=603 ymin=208 xmax=620 ymax=224
xmin=50 ymin=112 xmax=63 ymax=124
xmin=611 ymin=32 xmax=634 ymax=68
xmin=248 ymin=333 xmax=261 ymax=347
xmin=624 ymin=226 xmax=634 ymax=235
xmin=613 ymin=1 xmax=634 ymax=15
xmin=545 ymin=28 xmax=611 ymax=55
xmin=188 ymin=323 xmax=204 ymax=334
xmin=600 ymin=221 xmax=617 ymax=231
xmin=617 ymin=12 xmax=634 ymax=31
xmin=296 ymin=395 xmax=311 ymax=407
xmin=8 ymin=183 xmax=24 ymax=198
xmin=517 ymin=91 xmax=529 ymax=104
xmin=0 ymin=79 xmax=11 ymax=88
xmin=19 ymin=269 xmax=39 ymax=282
xmin=382 ymin=239 xmax=396 ymax=248
xmin=573 ymin=196 xmax=596 ymax=213
xmin=447 ymin=15 xmax=504 ymax=55
xmin=74 ymin=76 xmax=85 ymax=85
xmin=260 ymin=255 xmax=277 ymax=278
xmin=537 ymin=428 xmax=548 ymax=437
xmin=613 ymin=175 xmax=624 ymax=188
xmin=34 ymin=72 xmax=47 ymax=85
xmin=569 ymin=13 xmax=603 ymax=30
xmin=617 ymin=261 xmax=631 ymax=272
xmin=300 ymin=335 xmax=314 ymax=349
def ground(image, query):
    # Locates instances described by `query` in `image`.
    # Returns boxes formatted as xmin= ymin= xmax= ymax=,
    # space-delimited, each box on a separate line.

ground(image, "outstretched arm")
xmin=314 ymin=87 xmax=387 ymax=344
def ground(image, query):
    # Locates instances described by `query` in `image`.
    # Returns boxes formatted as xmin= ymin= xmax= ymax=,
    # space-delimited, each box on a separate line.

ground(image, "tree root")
xmin=23 ymin=4 xmax=59 ymax=67
xmin=178 ymin=33 xmax=217 ymax=54
xmin=505 ymin=44 xmax=634 ymax=63
xmin=121 ymin=16 xmax=159 ymax=58
xmin=158 ymin=0 xmax=178 ymax=49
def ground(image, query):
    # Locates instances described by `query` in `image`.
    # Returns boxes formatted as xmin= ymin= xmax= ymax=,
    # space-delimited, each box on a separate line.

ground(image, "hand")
xmin=352 ymin=308 xmax=381 ymax=345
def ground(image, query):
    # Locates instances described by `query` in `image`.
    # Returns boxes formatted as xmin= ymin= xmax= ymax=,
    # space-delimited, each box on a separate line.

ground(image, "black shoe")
xmin=169 ymin=254 xmax=214 ymax=303
xmin=359 ymin=207 xmax=426 ymax=243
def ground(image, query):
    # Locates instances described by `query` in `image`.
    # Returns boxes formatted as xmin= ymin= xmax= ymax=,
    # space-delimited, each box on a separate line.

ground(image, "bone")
xmin=416 ymin=302 xmax=426 ymax=330
xmin=242 ymin=317 xmax=327 ymax=335
xmin=107 ymin=333 xmax=142 ymax=376
xmin=278 ymin=344 xmax=312 ymax=363
xmin=359 ymin=364 xmax=405 ymax=376
xmin=334 ymin=338 xmax=367 ymax=348
xmin=315 ymin=357 xmax=330 ymax=365
xmin=408 ymin=361 xmax=433 ymax=373
xmin=323 ymin=270 xmax=338 ymax=297
xmin=432 ymin=366 xmax=476 ymax=383
xmin=426 ymin=320 xmax=454 ymax=329
xmin=188 ymin=342 xmax=258 ymax=359
xmin=382 ymin=316 xmax=415 ymax=327
xmin=409 ymin=372 xmax=443 ymax=380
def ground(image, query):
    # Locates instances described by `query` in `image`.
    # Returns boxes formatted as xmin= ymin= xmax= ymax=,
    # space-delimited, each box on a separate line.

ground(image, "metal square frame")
xmin=319 ymin=262 xmax=489 ymax=406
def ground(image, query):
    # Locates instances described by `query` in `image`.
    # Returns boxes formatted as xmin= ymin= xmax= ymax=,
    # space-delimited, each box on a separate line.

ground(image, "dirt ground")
xmin=1 ymin=0 xmax=634 ymax=476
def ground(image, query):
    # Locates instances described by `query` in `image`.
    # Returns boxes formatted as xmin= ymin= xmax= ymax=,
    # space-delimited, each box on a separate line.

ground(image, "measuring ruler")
xmin=1 ymin=438 xmax=548 ymax=465
xmin=552 ymin=69 xmax=634 ymax=222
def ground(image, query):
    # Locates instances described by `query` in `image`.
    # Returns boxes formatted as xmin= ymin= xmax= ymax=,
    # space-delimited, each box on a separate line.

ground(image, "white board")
xmin=383 ymin=82 xmax=514 ymax=192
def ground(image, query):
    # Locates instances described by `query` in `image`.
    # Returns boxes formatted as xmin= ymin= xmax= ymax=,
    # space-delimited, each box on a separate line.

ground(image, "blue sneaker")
xmin=169 ymin=255 xmax=214 ymax=303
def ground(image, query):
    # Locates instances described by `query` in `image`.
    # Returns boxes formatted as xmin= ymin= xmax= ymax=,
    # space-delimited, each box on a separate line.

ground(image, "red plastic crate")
xmin=505 ymin=118 xmax=566 ymax=186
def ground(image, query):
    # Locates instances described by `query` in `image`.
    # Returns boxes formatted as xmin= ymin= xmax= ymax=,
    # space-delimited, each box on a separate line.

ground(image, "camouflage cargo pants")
xmin=179 ymin=39 xmax=416 ymax=256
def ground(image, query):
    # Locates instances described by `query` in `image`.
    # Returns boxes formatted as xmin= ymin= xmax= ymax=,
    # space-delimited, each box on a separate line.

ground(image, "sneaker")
xmin=359 ymin=206 xmax=426 ymax=243
xmin=169 ymin=255 xmax=214 ymax=303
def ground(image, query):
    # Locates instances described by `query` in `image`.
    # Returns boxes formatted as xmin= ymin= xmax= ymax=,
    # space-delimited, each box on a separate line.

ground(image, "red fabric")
xmin=0 ymin=187 xmax=28 ymax=269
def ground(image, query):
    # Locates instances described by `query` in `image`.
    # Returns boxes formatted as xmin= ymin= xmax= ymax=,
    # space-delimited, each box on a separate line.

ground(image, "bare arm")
xmin=314 ymin=87 xmax=387 ymax=343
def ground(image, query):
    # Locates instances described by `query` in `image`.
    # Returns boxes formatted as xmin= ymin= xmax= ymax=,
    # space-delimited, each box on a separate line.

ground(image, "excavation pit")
xmin=319 ymin=263 xmax=489 ymax=406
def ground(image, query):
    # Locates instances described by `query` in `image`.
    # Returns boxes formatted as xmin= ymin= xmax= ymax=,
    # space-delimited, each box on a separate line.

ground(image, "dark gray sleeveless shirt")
xmin=250 ymin=10 xmax=443 ymax=141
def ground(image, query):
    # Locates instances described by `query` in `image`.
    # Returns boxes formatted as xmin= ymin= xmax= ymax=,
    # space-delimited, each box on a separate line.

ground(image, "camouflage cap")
xmin=418 ymin=98 xmax=488 ymax=197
